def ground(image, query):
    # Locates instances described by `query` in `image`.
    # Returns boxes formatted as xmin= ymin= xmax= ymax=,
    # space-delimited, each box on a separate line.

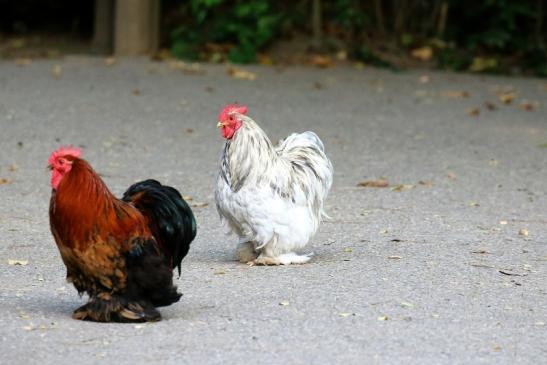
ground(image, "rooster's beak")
xmin=217 ymin=121 xmax=224 ymax=128
xmin=47 ymin=164 xmax=53 ymax=171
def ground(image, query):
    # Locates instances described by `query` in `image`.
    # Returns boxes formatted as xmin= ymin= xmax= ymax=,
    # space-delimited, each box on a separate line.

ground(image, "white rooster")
xmin=214 ymin=104 xmax=333 ymax=265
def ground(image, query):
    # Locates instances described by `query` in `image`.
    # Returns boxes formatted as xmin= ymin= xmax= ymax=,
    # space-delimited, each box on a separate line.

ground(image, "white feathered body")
xmin=215 ymin=114 xmax=333 ymax=264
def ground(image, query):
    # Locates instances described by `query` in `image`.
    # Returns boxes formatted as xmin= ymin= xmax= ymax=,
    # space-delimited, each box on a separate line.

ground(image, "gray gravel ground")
xmin=0 ymin=57 xmax=546 ymax=364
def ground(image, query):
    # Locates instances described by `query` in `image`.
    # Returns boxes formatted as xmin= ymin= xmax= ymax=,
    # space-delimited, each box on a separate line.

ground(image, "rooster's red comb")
xmin=48 ymin=146 xmax=82 ymax=165
xmin=219 ymin=103 xmax=248 ymax=120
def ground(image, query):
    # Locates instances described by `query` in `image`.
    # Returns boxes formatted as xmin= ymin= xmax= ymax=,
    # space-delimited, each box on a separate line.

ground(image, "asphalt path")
xmin=0 ymin=57 xmax=546 ymax=364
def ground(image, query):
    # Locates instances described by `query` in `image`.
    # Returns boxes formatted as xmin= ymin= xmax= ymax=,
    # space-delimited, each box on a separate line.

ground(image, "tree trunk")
xmin=311 ymin=0 xmax=323 ymax=51
xmin=92 ymin=0 xmax=114 ymax=54
xmin=114 ymin=0 xmax=160 ymax=56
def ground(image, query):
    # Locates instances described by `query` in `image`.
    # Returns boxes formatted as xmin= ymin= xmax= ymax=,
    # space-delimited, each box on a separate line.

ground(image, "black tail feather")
xmin=122 ymin=179 xmax=196 ymax=275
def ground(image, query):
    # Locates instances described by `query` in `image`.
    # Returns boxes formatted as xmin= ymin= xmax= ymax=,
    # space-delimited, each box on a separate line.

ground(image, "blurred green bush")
xmin=165 ymin=0 xmax=546 ymax=76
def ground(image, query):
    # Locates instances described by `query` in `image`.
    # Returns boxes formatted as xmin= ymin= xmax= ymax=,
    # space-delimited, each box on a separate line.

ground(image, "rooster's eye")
xmin=229 ymin=116 xmax=234 ymax=121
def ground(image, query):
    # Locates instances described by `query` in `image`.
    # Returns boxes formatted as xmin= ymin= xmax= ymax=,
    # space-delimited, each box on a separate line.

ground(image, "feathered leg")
xmin=249 ymin=236 xmax=313 ymax=265
xmin=236 ymin=241 xmax=258 ymax=263
xmin=72 ymin=293 xmax=161 ymax=323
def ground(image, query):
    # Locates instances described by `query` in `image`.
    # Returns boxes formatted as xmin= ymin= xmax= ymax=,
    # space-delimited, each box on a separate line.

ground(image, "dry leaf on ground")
xmin=391 ymin=184 xmax=415 ymax=192
xmin=15 ymin=58 xmax=32 ymax=66
xmin=9 ymin=164 xmax=18 ymax=172
xmin=191 ymin=202 xmax=208 ymax=208
xmin=104 ymin=57 xmax=116 ymax=66
xmin=182 ymin=195 xmax=193 ymax=201
xmin=169 ymin=61 xmax=206 ymax=75
xmin=227 ymin=67 xmax=256 ymax=80
xmin=419 ymin=75 xmax=430 ymax=84
xmin=8 ymin=260 xmax=28 ymax=266
xmin=469 ymin=57 xmax=497 ymax=72
xmin=418 ymin=180 xmax=434 ymax=187
xmin=132 ymin=89 xmax=141 ymax=96
xmin=518 ymin=228 xmax=529 ymax=236
xmin=309 ymin=55 xmax=332 ymax=68
xmin=519 ymin=100 xmax=538 ymax=111
xmin=484 ymin=101 xmax=497 ymax=110
xmin=338 ymin=312 xmax=354 ymax=317
xmin=357 ymin=179 xmax=389 ymax=188
xmin=388 ymin=255 xmax=402 ymax=260
xmin=279 ymin=300 xmax=290 ymax=306
xmin=411 ymin=46 xmax=433 ymax=61
xmin=447 ymin=172 xmax=456 ymax=179
xmin=51 ymin=65 xmax=62 ymax=79
xmin=443 ymin=90 xmax=470 ymax=98
xmin=466 ymin=107 xmax=480 ymax=117
xmin=498 ymin=91 xmax=517 ymax=104
xmin=377 ymin=315 xmax=389 ymax=321
xmin=0 ymin=178 xmax=10 ymax=185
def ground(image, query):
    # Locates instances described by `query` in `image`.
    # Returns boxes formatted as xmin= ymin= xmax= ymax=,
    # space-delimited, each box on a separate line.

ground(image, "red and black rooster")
xmin=48 ymin=146 xmax=196 ymax=322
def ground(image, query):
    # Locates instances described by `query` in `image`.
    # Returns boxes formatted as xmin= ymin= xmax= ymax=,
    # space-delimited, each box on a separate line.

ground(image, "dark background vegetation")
xmin=0 ymin=0 xmax=546 ymax=76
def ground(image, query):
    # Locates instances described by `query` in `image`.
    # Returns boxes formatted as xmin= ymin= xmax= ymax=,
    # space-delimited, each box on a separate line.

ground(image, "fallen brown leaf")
xmin=258 ymin=54 xmax=274 ymax=65
xmin=9 ymin=164 xmax=18 ymax=172
xmin=443 ymin=90 xmax=470 ymax=98
xmin=419 ymin=75 xmax=430 ymax=84
xmin=309 ymin=55 xmax=332 ymax=68
xmin=15 ymin=58 xmax=32 ymax=67
xmin=191 ymin=202 xmax=208 ymax=208
xmin=227 ymin=67 xmax=256 ymax=80
xmin=0 ymin=178 xmax=10 ymax=185
xmin=471 ymin=250 xmax=489 ymax=254
xmin=418 ymin=180 xmax=434 ymax=187
xmin=104 ymin=57 xmax=116 ymax=66
xmin=498 ymin=91 xmax=517 ymax=104
xmin=51 ymin=65 xmax=62 ymax=79
xmin=411 ymin=46 xmax=433 ymax=61
xmin=377 ymin=315 xmax=389 ymax=321
xmin=519 ymin=100 xmax=537 ymax=111
xmin=466 ymin=107 xmax=480 ymax=117
xmin=518 ymin=228 xmax=529 ymax=237
xmin=391 ymin=184 xmax=415 ymax=192
xmin=484 ymin=101 xmax=497 ymax=110
xmin=469 ymin=57 xmax=497 ymax=72
xmin=357 ymin=179 xmax=389 ymax=188
xmin=447 ymin=172 xmax=456 ymax=179
xmin=132 ymin=89 xmax=141 ymax=96
xmin=336 ymin=50 xmax=347 ymax=61
xmin=388 ymin=255 xmax=402 ymax=260
xmin=168 ymin=60 xmax=206 ymax=75
xmin=182 ymin=195 xmax=193 ymax=201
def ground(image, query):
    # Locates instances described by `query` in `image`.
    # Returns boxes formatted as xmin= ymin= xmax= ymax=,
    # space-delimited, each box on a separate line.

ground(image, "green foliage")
xmin=170 ymin=0 xmax=281 ymax=63
xmin=166 ymin=0 xmax=547 ymax=75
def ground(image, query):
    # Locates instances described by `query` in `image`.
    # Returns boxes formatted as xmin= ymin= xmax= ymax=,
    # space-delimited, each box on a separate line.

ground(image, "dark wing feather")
xmin=122 ymin=179 xmax=196 ymax=276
